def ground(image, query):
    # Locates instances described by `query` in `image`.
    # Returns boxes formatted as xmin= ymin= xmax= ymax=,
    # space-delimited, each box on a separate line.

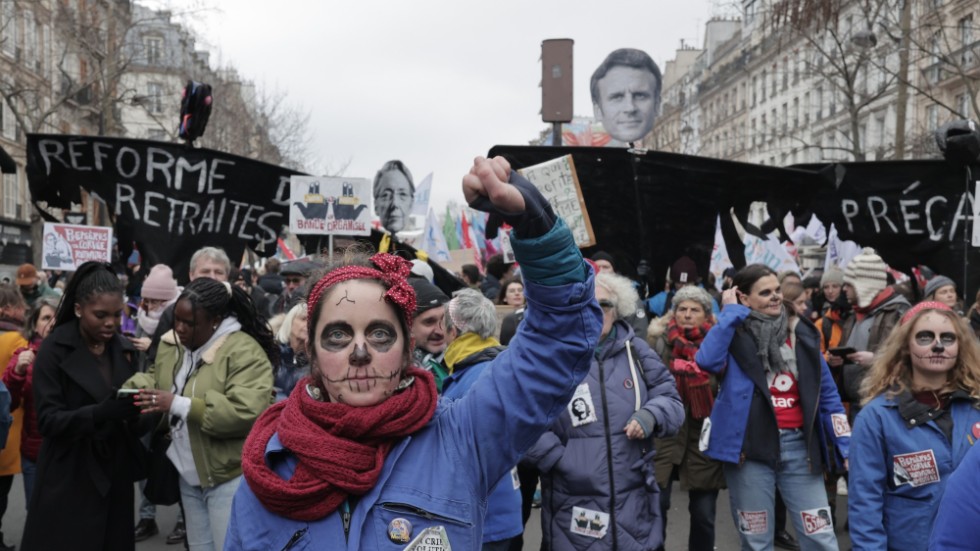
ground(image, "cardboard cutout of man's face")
xmin=593 ymin=65 xmax=658 ymax=143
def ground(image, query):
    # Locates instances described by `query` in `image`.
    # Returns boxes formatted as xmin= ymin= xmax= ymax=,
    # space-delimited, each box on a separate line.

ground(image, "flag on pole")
xmin=442 ymin=206 xmax=460 ymax=250
xmin=422 ymin=209 xmax=451 ymax=262
xmin=411 ymin=173 xmax=433 ymax=216
xmin=461 ymin=211 xmax=475 ymax=249
xmin=277 ymin=238 xmax=297 ymax=260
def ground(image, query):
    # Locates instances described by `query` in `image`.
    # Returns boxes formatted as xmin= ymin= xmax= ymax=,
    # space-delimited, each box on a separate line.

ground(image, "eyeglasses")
xmin=598 ymin=300 xmax=615 ymax=311
xmin=914 ymin=331 xmax=957 ymax=347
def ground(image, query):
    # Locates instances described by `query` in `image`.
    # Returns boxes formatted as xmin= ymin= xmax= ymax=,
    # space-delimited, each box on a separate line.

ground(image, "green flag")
xmin=442 ymin=206 xmax=460 ymax=250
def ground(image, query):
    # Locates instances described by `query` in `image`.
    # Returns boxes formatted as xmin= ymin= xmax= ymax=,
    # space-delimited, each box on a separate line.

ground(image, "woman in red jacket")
xmin=3 ymin=296 xmax=58 ymax=505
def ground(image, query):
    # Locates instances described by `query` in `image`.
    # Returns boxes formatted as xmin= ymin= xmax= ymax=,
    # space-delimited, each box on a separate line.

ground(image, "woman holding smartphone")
xmin=21 ymin=262 xmax=144 ymax=551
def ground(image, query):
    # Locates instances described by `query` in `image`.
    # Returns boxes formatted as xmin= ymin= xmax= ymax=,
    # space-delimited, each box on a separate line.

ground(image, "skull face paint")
xmin=312 ymin=280 xmax=407 ymax=406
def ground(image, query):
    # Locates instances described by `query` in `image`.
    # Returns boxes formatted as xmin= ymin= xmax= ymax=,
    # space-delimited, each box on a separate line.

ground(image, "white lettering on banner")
xmin=838 ymin=186 xmax=959 ymax=242
xmin=39 ymin=139 xmax=234 ymax=196
xmin=115 ymin=183 xmax=280 ymax=246
xmin=893 ymin=450 xmax=940 ymax=487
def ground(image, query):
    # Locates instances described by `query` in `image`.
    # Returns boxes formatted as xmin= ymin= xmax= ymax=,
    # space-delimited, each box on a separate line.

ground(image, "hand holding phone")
xmin=828 ymin=346 xmax=857 ymax=358
xmin=116 ymin=388 xmax=140 ymax=399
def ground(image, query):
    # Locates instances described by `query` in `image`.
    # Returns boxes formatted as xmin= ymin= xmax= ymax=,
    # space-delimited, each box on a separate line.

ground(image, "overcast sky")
xmin=156 ymin=0 xmax=720 ymax=210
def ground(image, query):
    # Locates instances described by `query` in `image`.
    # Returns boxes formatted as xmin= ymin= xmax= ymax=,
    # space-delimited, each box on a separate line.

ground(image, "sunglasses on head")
xmin=914 ymin=330 xmax=957 ymax=347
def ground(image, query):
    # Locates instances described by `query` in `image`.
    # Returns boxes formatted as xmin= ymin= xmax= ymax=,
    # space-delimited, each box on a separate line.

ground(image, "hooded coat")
xmin=525 ymin=319 xmax=683 ymax=551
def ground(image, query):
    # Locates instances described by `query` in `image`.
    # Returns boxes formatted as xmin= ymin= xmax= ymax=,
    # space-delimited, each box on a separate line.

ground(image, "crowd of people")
xmin=0 ymin=158 xmax=971 ymax=551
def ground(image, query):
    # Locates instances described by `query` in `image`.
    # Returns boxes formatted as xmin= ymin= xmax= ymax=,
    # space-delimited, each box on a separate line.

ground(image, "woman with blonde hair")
xmin=848 ymin=301 xmax=980 ymax=551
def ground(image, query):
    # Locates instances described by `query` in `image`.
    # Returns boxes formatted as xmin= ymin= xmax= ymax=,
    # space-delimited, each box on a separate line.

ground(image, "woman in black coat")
xmin=21 ymin=262 xmax=145 ymax=551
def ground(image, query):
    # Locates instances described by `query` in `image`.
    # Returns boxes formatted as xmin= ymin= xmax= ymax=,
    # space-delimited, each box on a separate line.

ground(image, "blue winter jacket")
xmin=441 ymin=345 xmax=522 ymax=544
xmin=929 ymin=436 xmax=980 ymax=550
xmin=224 ymin=220 xmax=602 ymax=551
xmin=695 ymin=304 xmax=849 ymax=468
xmin=849 ymin=391 xmax=980 ymax=551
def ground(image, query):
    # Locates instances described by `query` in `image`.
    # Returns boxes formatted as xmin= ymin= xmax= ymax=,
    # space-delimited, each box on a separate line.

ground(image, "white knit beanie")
xmin=843 ymin=247 xmax=888 ymax=308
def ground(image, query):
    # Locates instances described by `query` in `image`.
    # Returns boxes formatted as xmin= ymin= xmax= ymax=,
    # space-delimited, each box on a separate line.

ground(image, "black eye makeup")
xmin=320 ymin=322 xmax=353 ymax=350
xmin=914 ymin=331 xmax=957 ymax=347
xmin=366 ymin=322 xmax=397 ymax=352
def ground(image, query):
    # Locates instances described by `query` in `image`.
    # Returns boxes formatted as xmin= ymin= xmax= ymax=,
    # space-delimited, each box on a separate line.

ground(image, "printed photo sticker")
xmin=568 ymin=383 xmax=598 ymax=427
xmin=570 ymin=507 xmax=609 ymax=539
xmin=801 ymin=507 xmax=834 ymax=535
xmin=893 ymin=450 xmax=940 ymax=487
xmin=831 ymin=413 xmax=851 ymax=438
xmin=737 ymin=510 xmax=768 ymax=535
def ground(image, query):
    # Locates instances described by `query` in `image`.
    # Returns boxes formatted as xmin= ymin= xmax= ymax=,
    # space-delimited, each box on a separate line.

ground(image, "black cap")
xmin=409 ymin=278 xmax=450 ymax=314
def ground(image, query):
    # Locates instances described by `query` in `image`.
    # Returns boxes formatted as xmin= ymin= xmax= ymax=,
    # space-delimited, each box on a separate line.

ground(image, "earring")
xmin=212 ymin=324 xmax=218 ymax=330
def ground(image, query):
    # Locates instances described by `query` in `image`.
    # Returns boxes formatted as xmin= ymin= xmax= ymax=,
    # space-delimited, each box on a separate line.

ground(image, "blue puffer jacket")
xmin=849 ymin=391 xmax=980 ymax=551
xmin=695 ymin=305 xmax=849 ymax=468
xmin=441 ymin=344 xmax=521 ymax=544
xmin=224 ymin=220 xmax=602 ymax=551
xmin=525 ymin=320 xmax=683 ymax=551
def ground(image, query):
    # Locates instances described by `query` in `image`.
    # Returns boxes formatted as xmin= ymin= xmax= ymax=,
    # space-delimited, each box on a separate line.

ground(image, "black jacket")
xmin=22 ymin=321 xmax=144 ymax=551
xmin=730 ymin=317 xmax=837 ymax=471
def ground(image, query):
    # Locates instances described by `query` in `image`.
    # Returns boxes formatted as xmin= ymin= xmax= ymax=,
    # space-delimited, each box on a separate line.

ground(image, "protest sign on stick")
xmin=289 ymin=176 xmax=372 ymax=236
xmin=518 ymin=155 xmax=596 ymax=248
xmin=42 ymin=223 xmax=112 ymax=271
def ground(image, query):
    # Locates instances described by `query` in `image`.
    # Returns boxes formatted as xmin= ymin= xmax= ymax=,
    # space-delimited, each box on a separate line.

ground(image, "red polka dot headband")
xmin=307 ymin=253 xmax=417 ymax=329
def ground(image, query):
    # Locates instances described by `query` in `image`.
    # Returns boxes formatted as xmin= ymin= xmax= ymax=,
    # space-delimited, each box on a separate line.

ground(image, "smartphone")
xmin=828 ymin=347 xmax=857 ymax=357
xmin=116 ymin=388 xmax=140 ymax=399
xmin=122 ymin=330 xmax=136 ymax=338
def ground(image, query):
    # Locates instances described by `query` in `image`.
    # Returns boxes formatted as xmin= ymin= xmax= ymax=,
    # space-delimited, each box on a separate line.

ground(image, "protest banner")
xmin=289 ymin=175 xmax=372 ymax=236
xmin=42 ymin=223 xmax=112 ymax=271
xmin=26 ymin=134 xmax=303 ymax=280
xmin=518 ymin=155 xmax=596 ymax=248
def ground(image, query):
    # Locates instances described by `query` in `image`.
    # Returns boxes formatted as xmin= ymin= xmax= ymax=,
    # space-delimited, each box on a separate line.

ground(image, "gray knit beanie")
xmin=924 ymin=275 xmax=956 ymax=299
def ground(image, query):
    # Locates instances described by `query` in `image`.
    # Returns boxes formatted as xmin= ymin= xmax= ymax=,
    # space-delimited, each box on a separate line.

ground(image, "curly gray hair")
xmin=595 ymin=272 xmax=639 ymax=319
xmin=671 ymin=285 xmax=713 ymax=316
xmin=444 ymin=288 xmax=498 ymax=340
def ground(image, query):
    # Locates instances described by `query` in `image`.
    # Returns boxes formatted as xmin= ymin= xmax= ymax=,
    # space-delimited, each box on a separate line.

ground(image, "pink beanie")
xmin=141 ymin=265 xmax=179 ymax=301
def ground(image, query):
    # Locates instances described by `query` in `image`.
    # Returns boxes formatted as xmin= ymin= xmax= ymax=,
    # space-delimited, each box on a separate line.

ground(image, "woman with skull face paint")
xmin=125 ymin=277 xmax=276 ymax=551
xmin=848 ymin=301 xmax=980 ymax=551
xmin=695 ymin=264 xmax=849 ymax=551
xmin=224 ymin=156 xmax=602 ymax=551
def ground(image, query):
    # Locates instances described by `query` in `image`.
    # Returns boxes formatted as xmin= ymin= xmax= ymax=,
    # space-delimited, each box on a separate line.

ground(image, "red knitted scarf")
xmin=666 ymin=319 xmax=715 ymax=420
xmin=241 ymin=367 xmax=438 ymax=521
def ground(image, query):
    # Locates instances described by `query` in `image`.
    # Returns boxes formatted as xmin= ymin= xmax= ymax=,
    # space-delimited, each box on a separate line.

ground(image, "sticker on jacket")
xmin=511 ymin=467 xmax=520 ymax=490
xmin=403 ymin=525 xmax=451 ymax=550
xmin=570 ymin=507 xmax=609 ymax=539
xmin=831 ymin=413 xmax=851 ymax=437
xmin=893 ymin=449 xmax=940 ymax=487
xmin=800 ymin=507 xmax=834 ymax=535
xmin=737 ymin=510 xmax=767 ymax=535
xmin=698 ymin=416 xmax=711 ymax=452
xmin=568 ymin=384 xmax=597 ymax=427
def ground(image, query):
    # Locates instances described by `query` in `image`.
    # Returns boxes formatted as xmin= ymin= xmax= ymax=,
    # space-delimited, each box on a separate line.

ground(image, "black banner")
xmin=26 ymin=134 xmax=304 ymax=279
xmin=490 ymin=145 xmax=980 ymax=299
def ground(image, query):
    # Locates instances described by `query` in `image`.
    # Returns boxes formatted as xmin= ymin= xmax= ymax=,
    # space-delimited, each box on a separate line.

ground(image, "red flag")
xmin=277 ymin=238 xmax=297 ymax=260
xmin=461 ymin=211 xmax=475 ymax=250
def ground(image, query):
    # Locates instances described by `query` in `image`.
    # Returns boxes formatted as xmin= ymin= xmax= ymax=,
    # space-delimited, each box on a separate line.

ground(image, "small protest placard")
xmin=289 ymin=176 xmax=372 ymax=236
xmin=518 ymin=155 xmax=595 ymax=248
xmin=569 ymin=507 xmax=609 ymax=539
xmin=42 ymin=223 xmax=112 ymax=271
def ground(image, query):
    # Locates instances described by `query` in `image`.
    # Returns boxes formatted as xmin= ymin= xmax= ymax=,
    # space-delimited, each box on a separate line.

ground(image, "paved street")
xmin=0 ymin=474 xmax=851 ymax=550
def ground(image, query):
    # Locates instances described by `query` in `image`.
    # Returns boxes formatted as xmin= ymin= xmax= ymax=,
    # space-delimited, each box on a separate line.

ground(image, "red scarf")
xmin=666 ymin=319 xmax=715 ymax=420
xmin=852 ymin=287 xmax=895 ymax=320
xmin=241 ymin=367 xmax=438 ymax=521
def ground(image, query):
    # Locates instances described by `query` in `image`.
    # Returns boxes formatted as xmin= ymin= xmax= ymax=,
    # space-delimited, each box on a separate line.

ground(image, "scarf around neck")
xmin=666 ymin=318 xmax=715 ymax=419
xmin=745 ymin=308 xmax=789 ymax=373
xmin=241 ymin=366 xmax=438 ymax=521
